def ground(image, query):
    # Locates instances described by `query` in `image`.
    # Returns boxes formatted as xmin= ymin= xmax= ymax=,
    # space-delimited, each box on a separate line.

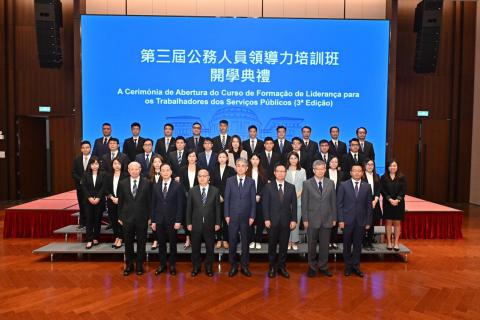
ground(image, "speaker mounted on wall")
xmin=34 ymin=0 xmax=63 ymax=69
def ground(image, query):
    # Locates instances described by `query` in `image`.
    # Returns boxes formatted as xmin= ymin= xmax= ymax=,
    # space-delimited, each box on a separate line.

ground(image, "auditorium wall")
xmin=0 ymin=0 xmax=477 ymax=204
xmin=470 ymin=3 xmax=480 ymax=206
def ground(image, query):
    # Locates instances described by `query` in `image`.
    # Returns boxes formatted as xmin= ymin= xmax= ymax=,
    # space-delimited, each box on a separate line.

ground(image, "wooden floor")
xmin=0 ymin=204 xmax=479 ymax=319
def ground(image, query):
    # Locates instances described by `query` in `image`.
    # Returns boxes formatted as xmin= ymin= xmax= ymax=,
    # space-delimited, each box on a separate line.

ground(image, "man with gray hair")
xmin=302 ymin=160 xmax=337 ymax=278
xmin=117 ymin=161 xmax=151 ymax=276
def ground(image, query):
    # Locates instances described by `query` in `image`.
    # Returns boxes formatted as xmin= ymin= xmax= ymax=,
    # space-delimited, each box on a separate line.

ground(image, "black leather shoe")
xmin=278 ymin=268 xmax=290 ymax=278
xmin=136 ymin=269 xmax=144 ymax=276
xmin=307 ymin=268 xmax=317 ymax=278
xmin=191 ymin=269 xmax=200 ymax=277
xmin=206 ymin=269 xmax=214 ymax=277
xmin=105 ymin=224 xmax=112 ymax=230
xmin=344 ymin=269 xmax=352 ymax=277
xmin=155 ymin=266 xmax=167 ymax=275
xmin=170 ymin=266 xmax=177 ymax=276
xmin=123 ymin=266 xmax=133 ymax=276
xmin=241 ymin=267 xmax=252 ymax=277
xmin=228 ymin=267 xmax=238 ymax=277
xmin=319 ymin=269 xmax=333 ymax=277
xmin=268 ymin=267 xmax=276 ymax=278
xmin=353 ymin=268 xmax=364 ymax=278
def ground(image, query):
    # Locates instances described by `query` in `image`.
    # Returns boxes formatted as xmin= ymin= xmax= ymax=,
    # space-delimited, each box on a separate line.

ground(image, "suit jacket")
xmin=212 ymin=135 xmax=231 ymax=153
xmin=167 ymin=150 xmax=188 ymax=177
xmin=302 ymin=140 xmax=319 ymax=158
xmin=72 ymin=154 xmax=88 ymax=188
xmin=186 ymin=185 xmax=222 ymax=229
xmin=135 ymin=152 xmax=156 ymax=176
xmin=341 ymin=152 xmax=365 ymax=181
xmin=301 ymin=177 xmax=337 ymax=229
xmin=359 ymin=140 xmax=375 ymax=161
xmin=105 ymin=171 xmax=129 ymax=198
xmin=101 ymin=152 xmax=130 ymax=173
xmin=92 ymin=137 xmax=111 ymax=158
xmin=151 ymin=180 xmax=185 ymax=226
xmin=178 ymin=165 xmax=200 ymax=193
xmin=328 ymin=140 xmax=347 ymax=167
xmin=294 ymin=150 xmax=312 ymax=178
xmin=337 ymin=180 xmax=373 ymax=226
xmin=242 ymin=139 xmax=264 ymax=158
xmin=154 ymin=136 xmax=176 ymax=159
xmin=117 ymin=176 xmax=152 ymax=224
xmin=211 ymin=165 xmax=236 ymax=197
xmin=80 ymin=171 xmax=107 ymax=200
xmin=123 ymin=137 xmax=145 ymax=162
xmin=262 ymin=181 xmax=297 ymax=227
xmin=224 ymin=176 xmax=256 ymax=221
xmin=363 ymin=173 xmax=381 ymax=199
xmin=325 ymin=169 xmax=343 ymax=191
xmin=273 ymin=139 xmax=293 ymax=161
xmin=186 ymin=136 xmax=205 ymax=154
xmin=197 ymin=151 xmax=217 ymax=174
xmin=259 ymin=151 xmax=282 ymax=181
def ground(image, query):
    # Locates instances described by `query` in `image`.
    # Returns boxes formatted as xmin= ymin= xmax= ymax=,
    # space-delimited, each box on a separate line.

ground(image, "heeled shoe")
xmin=86 ymin=242 xmax=93 ymax=249
xmin=115 ymin=241 xmax=123 ymax=249
xmin=93 ymin=240 xmax=99 ymax=246
xmin=215 ymin=241 xmax=222 ymax=249
xmin=223 ymin=242 xmax=229 ymax=249
xmin=184 ymin=241 xmax=191 ymax=250
xmin=393 ymin=244 xmax=400 ymax=251
xmin=151 ymin=241 xmax=158 ymax=250
xmin=386 ymin=244 xmax=393 ymax=251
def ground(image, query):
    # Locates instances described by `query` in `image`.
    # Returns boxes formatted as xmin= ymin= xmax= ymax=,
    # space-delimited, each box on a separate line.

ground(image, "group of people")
xmin=72 ymin=120 xmax=407 ymax=278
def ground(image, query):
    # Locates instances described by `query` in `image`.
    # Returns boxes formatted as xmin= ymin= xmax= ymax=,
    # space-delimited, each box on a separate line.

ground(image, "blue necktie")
xmin=354 ymin=181 xmax=359 ymax=198
xmin=201 ymin=187 xmax=207 ymax=205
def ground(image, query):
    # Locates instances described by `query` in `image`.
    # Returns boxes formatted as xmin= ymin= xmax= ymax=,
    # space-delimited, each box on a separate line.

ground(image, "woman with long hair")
xmin=285 ymin=151 xmax=306 ymax=250
xmin=247 ymin=153 xmax=267 ymax=250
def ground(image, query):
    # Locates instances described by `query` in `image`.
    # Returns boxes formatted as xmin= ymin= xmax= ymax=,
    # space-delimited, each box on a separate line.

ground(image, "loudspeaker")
xmin=34 ymin=0 xmax=63 ymax=69
xmin=413 ymin=0 xmax=443 ymax=73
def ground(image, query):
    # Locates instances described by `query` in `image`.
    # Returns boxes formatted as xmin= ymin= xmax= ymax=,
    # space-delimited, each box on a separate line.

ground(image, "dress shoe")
xmin=344 ymin=269 xmax=352 ymax=277
xmin=123 ymin=266 xmax=133 ymax=276
xmin=228 ymin=267 xmax=238 ymax=277
xmin=191 ymin=269 xmax=200 ymax=277
xmin=292 ymin=243 xmax=298 ymax=251
xmin=307 ymin=268 xmax=317 ymax=278
xmin=223 ymin=242 xmax=229 ymax=249
xmin=278 ymin=268 xmax=290 ymax=278
xmin=206 ymin=269 xmax=214 ymax=277
xmin=353 ymin=268 xmax=364 ymax=278
xmin=249 ymin=242 xmax=255 ymax=249
xmin=319 ymin=269 xmax=333 ymax=277
xmin=268 ymin=267 xmax=276 ymax=278
xmin=255 ymin=243 xmax=262 ymax=250
xmin=328 ymin=243 xmax=333 ymax=250
xmin=77 ymin=224 xmax=85 ymax=230
xmin=136 ymin=269 xmax=144 ymax=276
xmin=154 ymin=265 xmax=167 ymax=275
xmin=93 ymin=240 xmax=99 ymax=246
xmin=215 ymin=241 xmax=222 ymax=249
xmin=386 ymin=244 xmax=393 ymax=251
xmin=393 ymin=245 xmax=400 ymax=252
xmin=151 ymin=242 xmax=158 ymax=250
xmin=332 ymin=243 xmax=338 ymax=250
xmin=114 ymin=243 xmax=122 ymax=249
xmin=86 ymin=242 xmax=93 ymax=249
xmin=170 ymin=266 xmax=177 ymax=276
xmin=105 ymin=224 xmax=112 ymax=230
xmin=241 ymin=267 xmax=252 ymax=277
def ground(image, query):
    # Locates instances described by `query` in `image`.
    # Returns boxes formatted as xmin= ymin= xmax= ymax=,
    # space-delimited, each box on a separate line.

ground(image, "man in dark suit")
xmin=328 ymin=126 xmax=347 ymax=170
xmin=224 ymin=157 xmax=256 ymax=277
xmin=92 ymin=122 xmax=112 ymax=158
xmin=197 ymin=138 xmax=217 ymax=174
xmin=154 ymin=123 xmax=176 ymax=159
xmin=314 ymin=140 xmax=333 ymax=168
xmin=301 ymin=126 xmax=319 ymax=159
xmin=122 ymin=122 xmax=145 ymax=162
xmin=263 ymin=163 xmax=297 ymax=278
xmin=341 ymin=138 xmax=365 ymax=181
xmin=242 ymin=125 xmax=264 ymax=158
xmin=101 ymin=138 xmax=130 ymax=173
xmin=135 ymin=138 xmax=155 ymax=176
xmin=117 ymin=162 xmax=152 ymax=276
xmin=212 ymin=119 xmax=231 ymax=153
xmin=186 ymin=122 xmax=205 ymax=155
xmin=186 ymin=169 xmax=221 ymax=277
xmin=167 ymin=136 xmax=187 ymax=177
xmin=71 ymin=140 xmax=91 ymax=229
xmin=259 ymin=137 xmax=282 ymax=182
xmin=291 ymin=137 xmax=312 ymax=178
xmin=337 ymin=163 xmax=373 ymax=277
xmin=151 ymin=163 xmax=185 ymax=276
xmin=273 ymin=125 xmax=293 ymax=162
xmin=356 ymin=127 xmax=375 ymax=161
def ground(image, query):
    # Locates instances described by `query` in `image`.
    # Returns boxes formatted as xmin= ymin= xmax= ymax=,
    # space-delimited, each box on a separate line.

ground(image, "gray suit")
xmin=301 ymin=177 xmax=337 ymax=271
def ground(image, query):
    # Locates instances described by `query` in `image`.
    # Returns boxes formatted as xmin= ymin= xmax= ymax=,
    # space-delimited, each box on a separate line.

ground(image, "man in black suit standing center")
xmin=186 ymin=169 xmax=221 ymax=277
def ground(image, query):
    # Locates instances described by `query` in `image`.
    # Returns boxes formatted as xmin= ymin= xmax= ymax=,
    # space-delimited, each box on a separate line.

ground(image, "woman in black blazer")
xmin=176 ymin=150 xmax=200 ymax=249
xmin=105 ymin=158 xmax=129 ymax=249
xmin=362 ymin=158 xmax=383 ymax=250
xmin=247 ymin=153 xmax=268 ymax=250
xmin=381 ymin=159 xmax=407 ymax=251
xmin=80 ymin=156 xmax=107 ymax=249
xmin=325 ymin=156 xmax=343 ymax=250
xmin=211 ymin=151 xmax=236 ymax=249
xmin=148 ymin=154 xmax=165 ymax=250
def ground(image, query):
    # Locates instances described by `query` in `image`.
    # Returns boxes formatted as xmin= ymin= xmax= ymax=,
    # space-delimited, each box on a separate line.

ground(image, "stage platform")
xmin=4 ymin=191 xmax=463 ymax=240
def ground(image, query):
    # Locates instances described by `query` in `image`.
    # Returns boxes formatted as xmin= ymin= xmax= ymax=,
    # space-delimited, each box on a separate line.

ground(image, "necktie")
xmin=132 ymin=180 xmax=138 ymax=198
xmin=323 ymin=154 xmax=327 ymax=162
xmin=354 ymin=153 xmax=358 ymax=163
xmin=201 ymin=187 xmax=207 ymax=205
xmin=83 ymin=157 xmax=88 ymax=170
xmin=239 ymin=178 xmax=243 ymax=189
xmin=318 ymin=181 xmax=323 ymax=194
xmin=103 ymin=138 xmax=108 ymax=146
xmin=177 ymin=151 xmax=182 ymax=164
xmin=278 ymin=183 xmax=284 ymax=202
xmin=111 ymin=153 xmax=115 ymax=160
xmin=221 ymin=136 xmax=226 ymax=149
xmin=251 ymin=140 xmax=255 ymax=151
xmin=162 ymin=182 xmax=168 ymax=198
xmin=361 ymin=142 xmax=364 ymax=151
xmin=267 ymin=152 xmax=271 ymax=164
xmin=305 ymin=140 xmax=309 ymax=147
xmin=206 ymin=153 xmax=210 ymax=165
xmin=195 ymin=137 xmax=198 ymax=147
xmin=134 ymin=138 xmax=137 ymax=148
xmin=334 ymin=141 xmax=338 ymax=149
xmin=355 ymin=181 xmax=359 ymax=197
xmin=279 ymin=140 xmax=284 ymax=153
xmin=166 ymin=138 xmax=170 ymax=150
xmin=145 ymin=154 xmax=150 ymax=167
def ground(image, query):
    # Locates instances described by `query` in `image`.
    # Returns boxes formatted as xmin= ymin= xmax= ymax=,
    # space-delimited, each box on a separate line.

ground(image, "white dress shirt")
xmin=130 ymin=177 xmax=140 ymax=193
xmin=188 ymin=169 xmax=196 ymax=188
xmin=365 ymin=171 xmax=374 ymax=194
xmin=328 ymin=169 xmax=338 ymax=188
xmin=113 ymin=175 xmax=120 ymax=196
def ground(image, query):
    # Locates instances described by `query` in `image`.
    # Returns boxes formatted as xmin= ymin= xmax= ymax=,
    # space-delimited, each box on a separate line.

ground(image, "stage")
xmin=3 ymin=191 xmax=463 ymax=240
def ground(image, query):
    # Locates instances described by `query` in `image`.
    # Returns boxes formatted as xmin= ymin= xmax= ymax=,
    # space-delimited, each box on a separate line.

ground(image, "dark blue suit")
xmin=224 ymin=175 xmax=256 ymax=268
xmin=197 ymin=151 xmax=217 ymax=174
xmin=135 ymin=152 xmax=156 ymax=176
xmin=337 ymin=179 xmax=373 ymax=271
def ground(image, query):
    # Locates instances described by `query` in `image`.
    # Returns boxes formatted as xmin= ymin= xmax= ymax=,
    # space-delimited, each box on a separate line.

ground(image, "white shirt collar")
xmin=314 ymin=176 xmax=324 ymax=184
xmin=199 ymin=184 xmax=209 ymax=193
xmin=351 ymin=178 xmax=361 ymax=186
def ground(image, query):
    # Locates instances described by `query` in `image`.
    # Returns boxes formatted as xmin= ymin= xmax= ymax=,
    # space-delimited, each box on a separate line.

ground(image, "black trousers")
xmin=267 ymin=224 xmax=290 ymax=268
xmin=342 ymin=222 xmax=365 ymax=271
xmin=216 ymin=206 xmax=229 ymax=242
xmin=85 ymin=202 xmax=103 ymax=242
xmin=191 ymin=224 xmax=215 ymax=271
xmin=156 ymin=221 xmax=177 ymax=267
xmin=228 ymin=219 xmax=250 ymax=268
xmin=107 ymin=201 xmax=122 ymax=239
xmin=123 ymin=220 xmax=148 ymax=268
xmin=250 ymin=203 xmax=265 ymax=243
xmin=75 ymin=187 xmax=87 ymax=226
xmin=329 ymin=224 xmax=340 ymax=243
xmin=365 ymin=204 xmax=382 ymax=244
